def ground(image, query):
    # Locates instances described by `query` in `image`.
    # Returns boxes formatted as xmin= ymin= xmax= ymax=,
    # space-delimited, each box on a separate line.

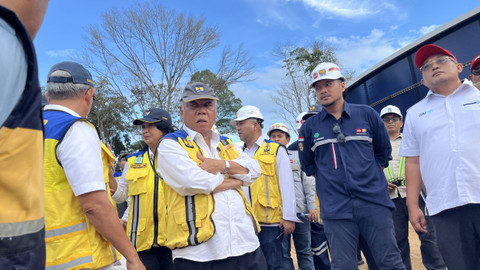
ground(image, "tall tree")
xmin=190 ymin=70 xmax=242 ymax=134
xmin=272 ymin=41 xmax=354 ymax=134
xmin=82 ymin=1 xmax=220 ymax=117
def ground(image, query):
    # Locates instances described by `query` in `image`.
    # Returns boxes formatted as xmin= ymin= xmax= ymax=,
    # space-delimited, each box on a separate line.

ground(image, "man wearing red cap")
xmin=400 ymin=44 xmax=480 ymax=269
xmin=469 ymin=54 xmax=480 ymax=89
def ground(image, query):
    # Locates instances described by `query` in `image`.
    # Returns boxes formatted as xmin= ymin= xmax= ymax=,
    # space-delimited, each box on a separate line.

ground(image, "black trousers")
xmin=138 ymin=246 xmax=175 ymax=270
xmin=174 ymin=247 xmax=267 ymax=270
xmin=432 ymin=204 xmax=480 ymax=270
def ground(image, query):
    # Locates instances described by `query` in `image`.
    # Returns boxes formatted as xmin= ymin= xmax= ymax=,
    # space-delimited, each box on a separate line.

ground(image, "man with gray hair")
xmin=157 ymin=82 xmax=266 ymax=269
xmin=43 ymin=61 xmax=144 ymax=270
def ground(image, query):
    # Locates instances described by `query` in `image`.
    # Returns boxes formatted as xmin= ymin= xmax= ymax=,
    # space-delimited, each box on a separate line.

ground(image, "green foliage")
xmin=88 ymin=78 xmax=133 ymax=153
xmin=190 ymin=70 xmax=242 ymax=134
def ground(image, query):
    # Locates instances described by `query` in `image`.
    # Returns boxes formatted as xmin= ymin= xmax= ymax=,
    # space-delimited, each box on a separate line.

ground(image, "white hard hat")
xmin=267 ymin=122 xmax=290 ymax=137
xmin=309 ymin=62 xmax=345 ymax=88
xmin=230 ymin=105 xmax=264 ymax=126
xmin=380 ymin=105 xmax=402 ymax=119
xmin=296 ymin=112 xmax=307 ymax=130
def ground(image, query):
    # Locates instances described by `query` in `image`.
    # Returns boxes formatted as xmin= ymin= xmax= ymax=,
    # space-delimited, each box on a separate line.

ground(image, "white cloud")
xmin=299 ymin=0 xmax=404 ymax=19
xmin=45 ymin=49 xmax=76 ymax=58
xmin=324 ymin=29 xmax=398 ymax=73
xmin=418 ymin=24 xmax=441 ymax=35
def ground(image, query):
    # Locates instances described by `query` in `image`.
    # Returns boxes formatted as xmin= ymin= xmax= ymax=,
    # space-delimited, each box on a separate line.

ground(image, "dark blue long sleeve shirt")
xmin=299 ymin=102 xmax=394 ymax=219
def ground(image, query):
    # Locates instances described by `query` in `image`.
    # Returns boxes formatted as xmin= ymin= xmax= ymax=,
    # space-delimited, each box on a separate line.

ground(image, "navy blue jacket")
xmin=299 ymin=102 xmax=394 ymax=219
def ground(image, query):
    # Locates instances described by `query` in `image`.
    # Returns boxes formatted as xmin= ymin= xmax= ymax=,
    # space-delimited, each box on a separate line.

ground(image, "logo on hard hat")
xmin=313 ymin=73 xmax=318 ymax=79
xmin=328 ymin=67 xmax=340 ymax=72
xmin=319 ymin=69 xmax=326 ymax=76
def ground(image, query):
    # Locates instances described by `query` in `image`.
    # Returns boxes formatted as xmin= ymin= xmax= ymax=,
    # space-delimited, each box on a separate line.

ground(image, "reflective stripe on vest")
xmin=0 ymin=217 xmax=44 ymax=237
xmin=386 ymin=156 xmax=406 ymax=185
xmin=45 ymin=222 xmax=87 ymax=238
xmin=46 ymin=255 xmax=93 ymax=270
xmin=311 ymin=136 xmax=372 ymax=151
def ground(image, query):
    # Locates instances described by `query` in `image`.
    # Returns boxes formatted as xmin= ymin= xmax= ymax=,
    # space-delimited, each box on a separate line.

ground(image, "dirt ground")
xmin=291 ymin=224 xmax=424 ymax=269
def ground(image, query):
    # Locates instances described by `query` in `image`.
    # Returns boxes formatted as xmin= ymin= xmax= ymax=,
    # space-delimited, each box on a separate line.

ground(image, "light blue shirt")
xmin=0 ymin=18 xmax=27 ymax=126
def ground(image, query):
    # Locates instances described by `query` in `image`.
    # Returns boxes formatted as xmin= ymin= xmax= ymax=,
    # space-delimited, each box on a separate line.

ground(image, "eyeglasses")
xmin=382 ymin=116 xmax=401 ymax=123
xmin=420 ymin=56 xmax=456 ymax=72
xmin=333 ymin=123 xmax=345 ymax=143
xmin=471 ymin=68 xmax=480 ymax=76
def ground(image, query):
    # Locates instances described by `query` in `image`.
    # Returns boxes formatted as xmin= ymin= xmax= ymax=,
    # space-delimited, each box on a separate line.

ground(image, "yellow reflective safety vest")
xmin=0 ymin=5 xmax=44 ymax=254
xmin=385 ymin=156 xmax=406 ymax=186
xmin=44 ymin=110 xmax=120 ymax=270
xmin=250 ymin=140 xmax=283 ymax=224
xmin=101 ymin=142 xmax=119 ymax=209
xmin=125 ymin=149 xmax=167 ymax=251
xmin=162 ymin=130 xmax=260 ymax=249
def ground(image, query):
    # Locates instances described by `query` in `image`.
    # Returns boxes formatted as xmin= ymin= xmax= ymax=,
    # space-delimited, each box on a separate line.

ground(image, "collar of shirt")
xmin=318 ymin=101 xmax=352 ymax=121
xmin=425 ymin=80 xmax=473 ymax=100
xmin=44 ymin=104 xmax=80 ymax=117
xmin=245 ymin=136 xmax=264 ymax=152
xmin=182 ymin=124 xmax=220 ymax=156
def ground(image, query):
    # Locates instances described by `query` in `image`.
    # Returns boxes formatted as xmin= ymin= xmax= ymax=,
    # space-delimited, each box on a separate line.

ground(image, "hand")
xmin=121 ymin=219 xmax=127 ymax=230
xmin=212 ymin=178 xmax=242 ymax=193
xmin=126 ymin=258 xmax=146 ymax=270
xmin=196 ymin=151 xmax=225 ymax=174
xmin=409 ymin=205 xmax=428 ymax=233
xmin=279 ymin=220 xmax=295 ymax=235
xmin=307 ymin=209 xmax=318 ymax=222
xmin=387 ymin=182 xmax=397 ymax=192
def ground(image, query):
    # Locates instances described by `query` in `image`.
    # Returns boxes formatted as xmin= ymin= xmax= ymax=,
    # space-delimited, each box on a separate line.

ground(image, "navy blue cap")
xmin=47 ymin=61 xmax=94 ymax=87
xmin=133 ymin=108 xmax=172 ymax=126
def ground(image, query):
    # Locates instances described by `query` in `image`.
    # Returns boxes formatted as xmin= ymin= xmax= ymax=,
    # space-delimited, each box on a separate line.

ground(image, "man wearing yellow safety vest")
xmin=156 ymin=83 xmax=267 ymax=269
xmin=111 ymin=108 xmax=175 ymax=269
xmin=231 ymin=105 xmax=300 ymax=270
xmin=380 ymin=105 xmax=445 ymax=270
xmin=0 ymin=1 xmax=48 ymax=268
xmin=43 ymin=61 xmax=144 ymax=270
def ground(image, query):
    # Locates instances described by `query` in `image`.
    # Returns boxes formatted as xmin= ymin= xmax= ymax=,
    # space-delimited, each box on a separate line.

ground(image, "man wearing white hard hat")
xmin=380 ymin=105 xmax=446 ymax=270
xmin=268 ymin=122 xmax=316 ymax=270
xmin=299 ymin=63 xmax=404 ymax=269
xmin=232 ymin=106 xmax=299 ymax=270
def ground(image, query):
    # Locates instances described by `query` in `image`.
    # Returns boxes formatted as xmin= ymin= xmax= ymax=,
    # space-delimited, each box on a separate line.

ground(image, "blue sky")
xmin=34 ymin=1 xmax=480 ymax=142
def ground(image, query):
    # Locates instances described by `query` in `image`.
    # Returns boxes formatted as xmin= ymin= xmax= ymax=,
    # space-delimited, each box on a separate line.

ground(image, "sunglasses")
xmin=333 ymin=123 xmax=346 ymax=143
xmin=382 ymin=116 xmax=401 ymax=123
xmin=471 ymin=68 xmax=480 ymax=76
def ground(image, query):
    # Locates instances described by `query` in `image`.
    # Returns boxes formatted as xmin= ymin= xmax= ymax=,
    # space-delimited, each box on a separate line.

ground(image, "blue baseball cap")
xmin=47 ymin=61 xmax=94 ymax=87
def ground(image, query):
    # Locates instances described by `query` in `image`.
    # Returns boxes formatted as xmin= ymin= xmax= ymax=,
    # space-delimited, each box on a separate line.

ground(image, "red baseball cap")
xmin=414 ymin=44 xmax=457 ymax=70
xmin=471 ymin=54 xmax=480 ymax=71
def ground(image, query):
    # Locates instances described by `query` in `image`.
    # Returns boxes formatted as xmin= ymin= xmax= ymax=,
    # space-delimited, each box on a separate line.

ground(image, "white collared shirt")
xmin=156 ymin=125 xmax=261 ymax=262
xmin=242 ymin=136 xmax=299 ymax=223
xmin=45 ymin=104 xmax=105 ymax=196
xmin=400 ymin=81 xmax=480 ymax=215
